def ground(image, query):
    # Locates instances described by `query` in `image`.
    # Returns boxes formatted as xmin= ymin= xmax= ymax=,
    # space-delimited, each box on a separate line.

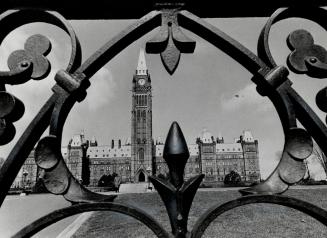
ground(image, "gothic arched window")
xmin=138 ymin=148 xmax=144 ymax=163
xmin=142 ymin=110 xmax=146 ymax=121
xmin=137 ymin=110 xmax=140 ymax=122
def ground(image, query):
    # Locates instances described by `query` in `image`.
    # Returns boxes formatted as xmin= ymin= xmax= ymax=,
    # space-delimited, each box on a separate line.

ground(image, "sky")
xmin=0 ymin=16 xmax=326 ymax=180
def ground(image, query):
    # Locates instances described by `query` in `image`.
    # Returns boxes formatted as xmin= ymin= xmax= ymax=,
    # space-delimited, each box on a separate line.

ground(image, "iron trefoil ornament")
xmin=0 ymin=1 xmax=327 ymax=238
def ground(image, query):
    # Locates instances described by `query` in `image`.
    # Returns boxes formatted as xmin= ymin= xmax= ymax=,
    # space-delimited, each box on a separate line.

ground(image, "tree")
xmin=0 ymin=157 xmax=4 ymax=168
xmin=32 ymin=178 xmax=48 ymax=193
xmin=98 ymin=174 xmax=114 ymax=187
xmin=112 ymin=172 xmax=118 ymax=178
xmin=157 ymin=173 xmax=170 ymax=181
xmin=157 ymin=173 xmax=166 ymax=180
xmin=310 ymin=141 xmax=327 ymax=179
xmin=224 ymin=171 xmax=241 ymax=185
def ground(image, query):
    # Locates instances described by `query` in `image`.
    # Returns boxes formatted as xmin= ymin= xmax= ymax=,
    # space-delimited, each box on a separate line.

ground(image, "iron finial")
xmin=163 ymin=121 xmax=189 ymax=188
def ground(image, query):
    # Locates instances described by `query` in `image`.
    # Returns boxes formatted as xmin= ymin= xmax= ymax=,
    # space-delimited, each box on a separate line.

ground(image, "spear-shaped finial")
xmin=163 ymin=121 xmax=189 ymax=188
xmin=149 ymin=122 xmax=203 ymax=237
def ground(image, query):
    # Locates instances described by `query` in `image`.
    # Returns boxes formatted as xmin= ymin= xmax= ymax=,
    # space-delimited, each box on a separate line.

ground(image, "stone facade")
xmin=12 ymin=151 xmax=37 ymax=189
xmin=14 ymin=49 xmax=261 ymax=188
xmin=88 ymin=141 xmax=131 ymax=186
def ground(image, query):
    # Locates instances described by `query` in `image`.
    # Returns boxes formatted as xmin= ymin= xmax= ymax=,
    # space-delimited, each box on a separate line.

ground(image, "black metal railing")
xmin=1 ymin=1 xmax=327 ymax=237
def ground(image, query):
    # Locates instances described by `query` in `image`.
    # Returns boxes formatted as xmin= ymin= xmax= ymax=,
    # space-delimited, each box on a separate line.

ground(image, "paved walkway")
xmin=119 ymin=182 xmax=150 ymax=193
xmin=57 ymin=212 xmax=93 ymax=238
xmin=0 ymin=183 xmax=152 ymax=237
xmin=0 ymin=194 xmax=76 ymax=238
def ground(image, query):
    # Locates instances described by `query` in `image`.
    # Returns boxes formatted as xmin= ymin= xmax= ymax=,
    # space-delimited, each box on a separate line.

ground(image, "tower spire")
xmin=136 ymin=48 xmax=148 ymax=75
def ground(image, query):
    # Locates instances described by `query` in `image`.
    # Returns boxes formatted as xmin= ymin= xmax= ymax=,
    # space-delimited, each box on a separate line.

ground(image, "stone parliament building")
xmin=13 ymin=49 xmax=260 ymax=188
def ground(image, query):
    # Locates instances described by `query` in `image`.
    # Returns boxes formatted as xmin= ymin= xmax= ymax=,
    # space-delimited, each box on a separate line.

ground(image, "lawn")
xmin=72 ymin=188 xmax=327 ymax=238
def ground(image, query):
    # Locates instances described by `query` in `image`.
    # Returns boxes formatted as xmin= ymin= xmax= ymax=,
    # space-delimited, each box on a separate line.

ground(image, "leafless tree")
xmin=310 ymin=141 xmax=327 ymax=178
xmin=0 ymin=157 xmax=4 ymax=168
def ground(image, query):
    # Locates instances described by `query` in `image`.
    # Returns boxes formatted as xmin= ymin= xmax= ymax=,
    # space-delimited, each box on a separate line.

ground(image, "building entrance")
xmin=139 ymin=172 xmax=145 ymax=182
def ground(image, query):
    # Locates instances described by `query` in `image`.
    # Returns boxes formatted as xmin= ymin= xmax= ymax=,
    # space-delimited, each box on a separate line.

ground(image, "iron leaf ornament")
xmin=0 ymin=92 xmax=24 ymax=145
xmin=240 ymin=128 xmax=313 ymax=195
xmin=35 ymin=135 xmax=117 ymax=203
xmin=146 ymin=5 xmax=195 ymax=75
xmin=316 ymin=86 xmax=327 ymax=124
xmin=149 ymin=122 xmax=204 ymax=237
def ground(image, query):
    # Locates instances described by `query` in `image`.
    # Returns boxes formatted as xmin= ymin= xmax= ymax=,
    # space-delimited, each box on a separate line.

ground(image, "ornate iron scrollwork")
xmin=1 ymin=2 xmax=327 ymax=238
xmin=146 ymin=6 xmax=196 ymax=74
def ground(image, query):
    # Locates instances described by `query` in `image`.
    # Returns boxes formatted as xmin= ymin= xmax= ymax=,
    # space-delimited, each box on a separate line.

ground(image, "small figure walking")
xmin=114 ymin=176 xmax=121 ymax=193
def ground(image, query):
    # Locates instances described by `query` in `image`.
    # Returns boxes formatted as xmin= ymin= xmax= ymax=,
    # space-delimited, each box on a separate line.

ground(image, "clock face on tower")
xmin=138 ymin=78 xmax=145 ymax=86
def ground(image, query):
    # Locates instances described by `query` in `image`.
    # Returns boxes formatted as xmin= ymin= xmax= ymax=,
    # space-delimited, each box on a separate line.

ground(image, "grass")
xmin=72 ymin=188 xmax=327 ymax=238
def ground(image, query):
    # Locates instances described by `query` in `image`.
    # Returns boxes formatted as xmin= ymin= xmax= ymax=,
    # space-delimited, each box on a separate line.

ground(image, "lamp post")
xmin=22 ymin=170 xmax=28 ymax=192
xmin=128 ymin=165 xmax=131 ymax=182
xmin=146 ymin=166 xmax=151 ymax=190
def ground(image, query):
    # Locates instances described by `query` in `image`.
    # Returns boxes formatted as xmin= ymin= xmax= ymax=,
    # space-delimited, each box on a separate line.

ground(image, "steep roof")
xmin=136 ymin=48 xmax=148 ymax=76
xmin=87 ymin=145 xmax=131 ymax=158
xmin=242 ymin=130 xmax=254 ymax=142
xmin=199 ymin=128 xmax=214 ymax=143
xmin=70 ymin=134 xmax=86 ymax=147
xmin=155 ymin=144 xmax=199 ymax=156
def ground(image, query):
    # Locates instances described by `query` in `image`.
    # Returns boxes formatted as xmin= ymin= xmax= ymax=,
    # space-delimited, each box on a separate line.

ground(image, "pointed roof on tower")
xmin=242 ymin=130 xmax=254 ymax=142
xmin=136 ymin=48 xmax=148 ymax=75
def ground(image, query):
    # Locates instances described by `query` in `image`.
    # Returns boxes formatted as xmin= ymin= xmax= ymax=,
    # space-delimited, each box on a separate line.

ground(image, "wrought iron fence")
xmin=0 ymin=1 xmax=327 ymax=237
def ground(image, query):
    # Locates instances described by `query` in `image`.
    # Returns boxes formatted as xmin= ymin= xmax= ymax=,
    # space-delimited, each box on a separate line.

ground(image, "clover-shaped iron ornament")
xmin=149 ymin=122 xmax=204 ymax=237
xmin=146 ymin=9 xmax=195 ymax=75
xmin=0 ymin=35 xmax=51 ymax=145
xmin=8 ymin=34 xmax=51 ymax=80
xmin=286 ymin=29 xmax=327 ymax=124
xmin=287 ymin=29 xmax=327 ymax=78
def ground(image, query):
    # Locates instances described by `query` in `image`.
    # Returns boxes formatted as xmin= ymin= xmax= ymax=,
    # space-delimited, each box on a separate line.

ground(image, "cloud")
xmin=0 ymin=29 xmax=28 ymax=70
xmin=84 ymin=67 xmax=116 ymax=111
xmin=220 ymin=83 xmax=273 ymax=112
xmin=0 ymin=27 xmax=75 ymax=158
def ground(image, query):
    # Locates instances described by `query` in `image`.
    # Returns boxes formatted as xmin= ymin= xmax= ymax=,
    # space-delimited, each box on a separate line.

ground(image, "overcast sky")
xmin=0 ymin=16 xmax=326 ymax=179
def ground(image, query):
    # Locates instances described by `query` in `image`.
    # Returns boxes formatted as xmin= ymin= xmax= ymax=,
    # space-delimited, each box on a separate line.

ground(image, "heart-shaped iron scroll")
xmin=3 ymin=5 xmax=327 ymax=238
